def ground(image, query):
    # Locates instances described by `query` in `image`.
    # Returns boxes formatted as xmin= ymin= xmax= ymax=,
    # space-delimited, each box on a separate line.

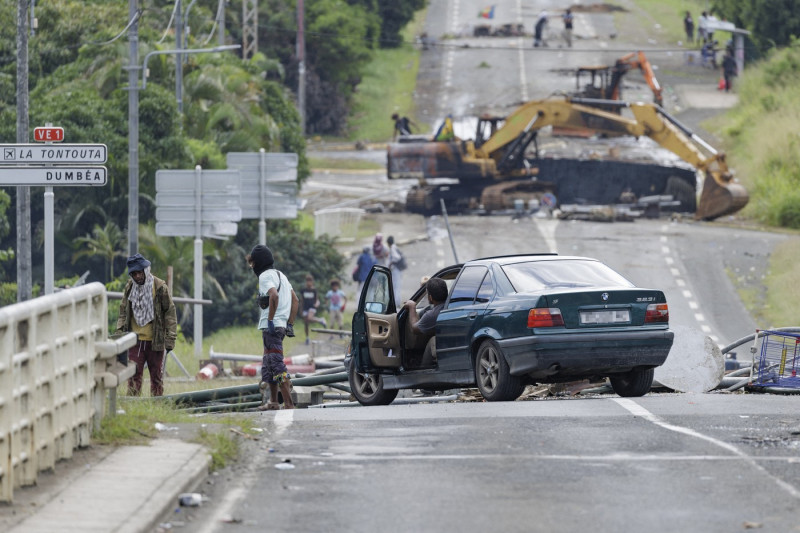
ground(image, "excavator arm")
xmin=472 ymin=97 xmax=748 ymax=219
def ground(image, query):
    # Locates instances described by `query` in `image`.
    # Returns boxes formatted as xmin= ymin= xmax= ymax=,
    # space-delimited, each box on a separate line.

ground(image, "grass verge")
xmin=347 ymin=8 xmax=428 ymax=141
xmin=93 ymin=398 xmax=242 ymax=471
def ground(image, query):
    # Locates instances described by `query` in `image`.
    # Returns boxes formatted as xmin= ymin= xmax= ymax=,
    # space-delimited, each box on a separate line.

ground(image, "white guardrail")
xmin=0 ymin=282 xmax=135 ymax=502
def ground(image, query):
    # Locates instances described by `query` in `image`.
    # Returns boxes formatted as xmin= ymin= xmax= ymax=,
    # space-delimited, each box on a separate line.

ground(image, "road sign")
xmin=0 ymin=166 xmax=107 ymax=186
xmin=156 ymin=169 xmax=240 ymax=193
xmin=239 ymin=182 xmax=298 ymax=219
xmin=156 ymin=222 xmax=238 ymax=238
xmin=226 ymin=152 xmax=298 ymax=182
xmin=226 ymin=152 xmax=298 ymax=219
xmin=34 ymin=127 xmax=64 ymax=142
xmin=156 ymin=206 xmax=242 ymax=223
xmin=0 ymin=144 xmax=107 ymax=164
xmin=155 ymin=168 xmax=243 ymax=235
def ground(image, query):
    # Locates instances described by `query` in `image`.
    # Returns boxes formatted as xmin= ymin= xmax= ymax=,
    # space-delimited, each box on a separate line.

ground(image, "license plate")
xmin=580 ymin=309 xmax=630 ymax=324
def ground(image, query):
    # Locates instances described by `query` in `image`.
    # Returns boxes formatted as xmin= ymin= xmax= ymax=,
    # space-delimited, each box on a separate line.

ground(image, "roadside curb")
xmin=9 ymin=439 xmax=211 ymax=533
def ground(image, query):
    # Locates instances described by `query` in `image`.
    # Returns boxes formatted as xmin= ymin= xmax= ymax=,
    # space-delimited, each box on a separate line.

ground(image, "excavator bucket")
xmin=695 ymin=171 xmax=749 ymax=220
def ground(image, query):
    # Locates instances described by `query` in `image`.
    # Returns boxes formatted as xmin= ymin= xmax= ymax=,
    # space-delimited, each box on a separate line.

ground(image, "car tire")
xmin=609 ymin=367 xmax=655 ymax=397
xmin=475 ymin=340 xmax=524 ymax=402
xmin=348 ymin=361 xmax=398 ymax=406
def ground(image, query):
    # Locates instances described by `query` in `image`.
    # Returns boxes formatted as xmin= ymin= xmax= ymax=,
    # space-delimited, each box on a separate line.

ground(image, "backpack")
xmin=395 ymin=251 xmax=407 ymax=271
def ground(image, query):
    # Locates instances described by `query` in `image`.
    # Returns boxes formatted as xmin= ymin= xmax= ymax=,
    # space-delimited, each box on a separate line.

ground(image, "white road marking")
xmin=614 ymin=399 xmax=800 ymax=499
xmin=515 ymin=0 xmax=528 ymax=101
xmin=662 ymin=227 xmax=717 ymax=340
xmin=198 ymin=410 xmax=295 ymax=533
xmin=533 ymin=218 xmax=559 ymax=253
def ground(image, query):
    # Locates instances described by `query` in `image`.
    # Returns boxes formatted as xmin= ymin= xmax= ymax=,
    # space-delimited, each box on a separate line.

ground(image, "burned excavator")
xmin=572 ymin=51 xmax=663 ymax=107
xmin=387 ymin=97 xmax=749 ymax=220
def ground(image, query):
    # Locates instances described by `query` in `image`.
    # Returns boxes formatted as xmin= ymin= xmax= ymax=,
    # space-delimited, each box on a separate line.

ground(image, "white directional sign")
xmin=0 ymin=144 xmax=107 ymax=164
xmin=226 ymin=152 xmax=298 ymax=219
xmin=0 ymin=166 xmax=108 ymax=186
xmin=155 ymin=168 xmax=243 ymax=237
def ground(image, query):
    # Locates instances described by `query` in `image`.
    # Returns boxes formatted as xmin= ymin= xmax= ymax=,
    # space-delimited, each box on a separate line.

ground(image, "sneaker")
xmin=286 ymin=323 xmax=295 ymax=337
xmin=319 ymin=317 xmax=327 ymax=328
xmin=305 ymin=338 xmax=310 ymax=345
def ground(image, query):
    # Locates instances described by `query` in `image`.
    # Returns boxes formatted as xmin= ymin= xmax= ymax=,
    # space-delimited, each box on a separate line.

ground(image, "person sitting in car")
xmin=403 ymin=277 xmax=448 ymax=366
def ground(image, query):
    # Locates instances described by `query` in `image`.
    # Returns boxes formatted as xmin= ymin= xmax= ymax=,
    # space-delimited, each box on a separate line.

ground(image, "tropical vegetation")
xmin=0 ymin=0 xmax=421 ymax=338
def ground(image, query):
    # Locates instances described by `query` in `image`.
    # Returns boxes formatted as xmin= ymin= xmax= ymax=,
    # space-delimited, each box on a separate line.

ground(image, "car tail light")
xmin=645 ymin=303 xmax=669 ymax=323
xmin=528 ymin=308 xmax=564 ymax=328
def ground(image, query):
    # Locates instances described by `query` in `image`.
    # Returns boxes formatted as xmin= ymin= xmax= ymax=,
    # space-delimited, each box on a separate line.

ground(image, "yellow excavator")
xmin=388 ymin=97 xmax=748 ymax=220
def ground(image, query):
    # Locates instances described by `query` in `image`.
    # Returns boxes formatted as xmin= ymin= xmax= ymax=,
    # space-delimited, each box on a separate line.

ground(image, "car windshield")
xmin=501 ymin=259 xmax=634 ymax=292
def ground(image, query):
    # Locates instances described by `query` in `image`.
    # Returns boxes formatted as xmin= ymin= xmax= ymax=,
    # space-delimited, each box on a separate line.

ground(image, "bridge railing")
xmin=0 ymin=282 xmax=134 ymax=502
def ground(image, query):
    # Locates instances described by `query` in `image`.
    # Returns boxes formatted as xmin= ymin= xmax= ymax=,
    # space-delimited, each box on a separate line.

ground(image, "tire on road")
xmin=348 ymin=361 xmax=398 ymax=406
xmin=664 ymin=176 xmax=697 ymax=213
xmin=475 ymin=340 xmax=525 ymax=401
xmin=609 ymin=367 xmax=655 ymax=397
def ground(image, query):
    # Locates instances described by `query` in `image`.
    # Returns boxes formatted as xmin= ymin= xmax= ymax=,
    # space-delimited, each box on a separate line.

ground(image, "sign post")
xmin=226 ymin=149 xmax=298 ymax=244
xmin=0 ymin=127 xmax=108 ymax=294
xmin=155 ymin=166 xmax=242 ymax=357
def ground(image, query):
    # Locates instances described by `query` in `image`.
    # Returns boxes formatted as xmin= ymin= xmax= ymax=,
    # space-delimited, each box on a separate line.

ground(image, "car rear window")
xmin=501 ymin=260 xmax=634 ymax=292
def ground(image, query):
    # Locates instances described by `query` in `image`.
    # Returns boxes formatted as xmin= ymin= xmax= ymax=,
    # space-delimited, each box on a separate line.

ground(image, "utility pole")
xmin=217 ymin=0 xmax=226 ymax=46
xmin=126 ymin=0 xmax=140 ymax=256
xmin=16 ymin=0 xmax=31 ymax=302
xmin=242 ymin=0 xmax=257 ymax=60
xmin=297 ymin=0 xmax=305 ymax=134
xmin=176 ymin=0 xmax=183 ymax=114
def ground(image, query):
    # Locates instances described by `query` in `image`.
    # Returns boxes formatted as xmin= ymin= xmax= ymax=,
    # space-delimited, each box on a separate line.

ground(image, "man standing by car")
xmin=403 ymin=277 xmax=448 ymax=367
xmin=248 ymin=244 xmax=300 ymax=410
xmin=115 ymin=253 xmax=177 ymax=397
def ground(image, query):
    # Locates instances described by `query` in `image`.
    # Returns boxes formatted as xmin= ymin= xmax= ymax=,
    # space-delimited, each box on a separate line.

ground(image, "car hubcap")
xmin=479 ymin=346 xmax=499 ymax=392
xmin=356 ymin=371 xmax=379 ymax=397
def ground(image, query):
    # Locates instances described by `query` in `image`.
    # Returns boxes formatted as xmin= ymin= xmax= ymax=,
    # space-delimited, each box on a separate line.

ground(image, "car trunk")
xmin=542 ymin=288 xmax=666 ymax=328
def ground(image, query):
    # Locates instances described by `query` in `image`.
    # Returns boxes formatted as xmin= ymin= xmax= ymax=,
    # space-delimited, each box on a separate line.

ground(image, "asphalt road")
xmin=199 ymin=395 xmax=800 ymax=533
xmin=166 ymin=2 xmax=800 ymax=532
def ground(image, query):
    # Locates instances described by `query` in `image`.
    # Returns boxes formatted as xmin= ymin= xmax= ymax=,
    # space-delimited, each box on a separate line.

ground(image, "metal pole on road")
xmin=440 ymin=199 xmax=459 ymax=263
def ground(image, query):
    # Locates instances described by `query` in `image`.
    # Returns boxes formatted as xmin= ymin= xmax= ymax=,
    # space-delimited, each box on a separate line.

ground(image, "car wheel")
xmin=475 ymin=340 xmax=524 ymax=402
xmin=348 ymin=361 xmax=398 ymax=406
xmin=610 ymin=368 xmax=655 ymax=397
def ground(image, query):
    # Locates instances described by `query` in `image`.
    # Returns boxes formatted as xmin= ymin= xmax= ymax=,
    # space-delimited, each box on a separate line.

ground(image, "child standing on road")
xmin=326 ymin=279 xmax=347 ymax=331
xmin=300 ymin=274 xmax=327 ymax=344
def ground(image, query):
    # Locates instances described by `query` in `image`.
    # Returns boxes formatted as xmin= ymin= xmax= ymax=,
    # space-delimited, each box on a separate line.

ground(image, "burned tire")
xmin=664 ymin=176 xmax=696 ymax=213
xmin=475 ymin=340 xmax=525 ymax=401
xmin=610 ymin=367 xmax=655 ymax=397
xmin=348 ymin=361 xmax=398 ymax=406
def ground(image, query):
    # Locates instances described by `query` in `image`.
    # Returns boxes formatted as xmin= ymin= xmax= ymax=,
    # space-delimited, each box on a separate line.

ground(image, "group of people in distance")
xmin=684 ymin=10 xmax=738 ymax=91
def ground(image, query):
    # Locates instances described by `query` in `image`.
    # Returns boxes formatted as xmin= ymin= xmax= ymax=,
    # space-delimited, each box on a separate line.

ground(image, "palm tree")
xmin=72 ymin=221 xmax=126 ymax=280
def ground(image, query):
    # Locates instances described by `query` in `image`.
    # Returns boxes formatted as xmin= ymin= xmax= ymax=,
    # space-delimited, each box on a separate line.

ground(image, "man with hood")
xmin=247 ymin=244 xmax=300 ymax=410
xmin=115 ymin=253 xmax=177 ymax=397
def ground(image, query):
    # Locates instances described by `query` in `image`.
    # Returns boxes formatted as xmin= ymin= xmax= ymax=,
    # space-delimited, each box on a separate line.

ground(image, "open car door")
xmin=353 ymin=265 xmax=401 ymax=369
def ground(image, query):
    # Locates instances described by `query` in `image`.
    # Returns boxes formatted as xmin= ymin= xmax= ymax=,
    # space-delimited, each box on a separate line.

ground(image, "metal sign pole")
xmin=44 ymin=122 xmax=54 ymax=294
xmin=258 ymin=148 xmax=266 ymax=244
xmin=193 ymin=165 xmax=203 ymax=358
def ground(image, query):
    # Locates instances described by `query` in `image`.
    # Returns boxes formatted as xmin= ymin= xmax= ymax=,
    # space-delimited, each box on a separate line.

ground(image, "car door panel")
xmin=365 ymin=312 xmax=402 ymax=368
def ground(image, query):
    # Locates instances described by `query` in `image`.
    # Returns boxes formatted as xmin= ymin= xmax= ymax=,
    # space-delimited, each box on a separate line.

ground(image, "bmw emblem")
xmin=601 ymin=292 xmax=609 ymax=301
